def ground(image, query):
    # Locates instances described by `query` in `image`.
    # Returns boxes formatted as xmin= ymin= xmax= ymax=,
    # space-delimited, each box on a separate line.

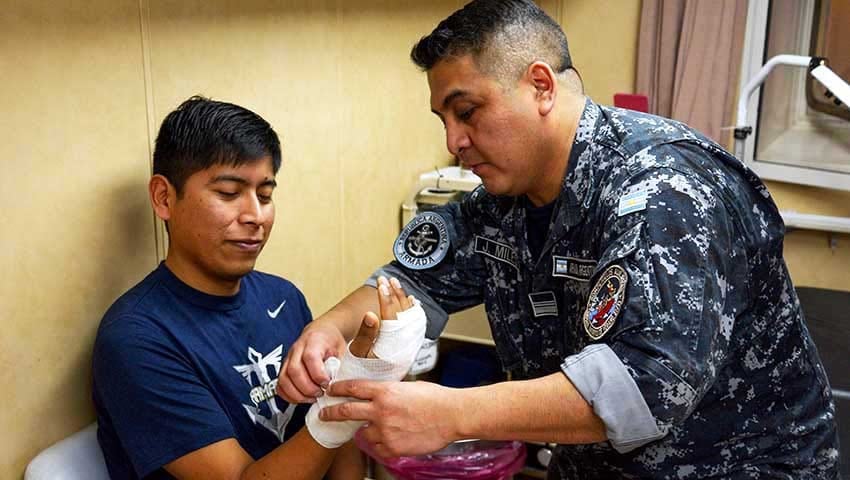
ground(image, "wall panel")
xmin=0 ymin=1 xmax=154 ymax=475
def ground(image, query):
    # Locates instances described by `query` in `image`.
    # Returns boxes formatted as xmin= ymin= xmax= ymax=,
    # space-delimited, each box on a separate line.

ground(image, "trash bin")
xmin=357 ymin=435 xmax=526 ymax=480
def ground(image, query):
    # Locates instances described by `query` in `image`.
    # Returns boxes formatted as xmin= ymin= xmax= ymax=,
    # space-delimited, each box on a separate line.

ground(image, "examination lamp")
xmin=734 ymin=54 xmax=850 ymax=235
xmin=734 ymin=54 xmax=850 ymax=161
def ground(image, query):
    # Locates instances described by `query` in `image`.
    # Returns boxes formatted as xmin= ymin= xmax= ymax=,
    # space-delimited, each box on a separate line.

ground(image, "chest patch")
xmin=474 ymin=235 xmax=518 ymax=270
xmin=528 ymin=291 xmax=558 ymax=317
xmin=583 ymin=265 xmax=628 ymax=340
xmin=394 ymin=212 xmax=450 ymax=270
xmin=552 ymin=255 xmax=596 ymax=281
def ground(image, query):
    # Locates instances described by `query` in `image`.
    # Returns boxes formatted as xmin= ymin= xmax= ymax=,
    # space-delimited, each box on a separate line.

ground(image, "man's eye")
xmin=258 ymin=194 xmax=273 ymax=203
xmin=217 ymin=191 xmax=238 ymax=198
xmin=458 ymin=107 xmax=476 ymax=121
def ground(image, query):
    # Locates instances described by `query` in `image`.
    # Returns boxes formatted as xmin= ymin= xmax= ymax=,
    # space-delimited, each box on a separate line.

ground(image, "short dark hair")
xmin=153 ymin=96 xmax=281 ymax=194
xmin=410 ymin=0 xmax=572 ymax=82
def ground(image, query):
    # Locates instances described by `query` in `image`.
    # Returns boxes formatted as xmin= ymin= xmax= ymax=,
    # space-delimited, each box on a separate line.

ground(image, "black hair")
xmin=410 ymin=0 xmax=572 ymax=79
xmin=152 ymin=96 xmax=281 ymax=194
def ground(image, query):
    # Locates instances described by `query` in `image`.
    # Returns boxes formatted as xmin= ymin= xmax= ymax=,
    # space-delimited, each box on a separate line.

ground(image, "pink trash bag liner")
xmin=356 ymin=433 xmax=526 ymax=480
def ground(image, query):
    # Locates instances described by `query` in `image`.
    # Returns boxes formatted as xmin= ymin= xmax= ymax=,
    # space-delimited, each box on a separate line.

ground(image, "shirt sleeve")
xmin=366 ymin=198 xmax=489 ymax=336
xmin=561 ymin=344 xmax=664 ymax=453
xmin=93 ymin=316 xmax=235 ymax=477
xmin=569 ymin=159 xmax=747 ymax=450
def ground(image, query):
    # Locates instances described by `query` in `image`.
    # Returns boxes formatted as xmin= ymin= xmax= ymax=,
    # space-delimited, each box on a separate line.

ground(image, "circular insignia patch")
xmin=583 ymin=264 xmax=628 ymax=340
xmin=394 ymin=212 xmax=450 ymax=270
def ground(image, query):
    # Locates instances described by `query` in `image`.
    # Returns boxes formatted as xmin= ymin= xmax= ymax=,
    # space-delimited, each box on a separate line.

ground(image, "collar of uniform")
xmin=537 ymin=98 xmax=601 ymax=256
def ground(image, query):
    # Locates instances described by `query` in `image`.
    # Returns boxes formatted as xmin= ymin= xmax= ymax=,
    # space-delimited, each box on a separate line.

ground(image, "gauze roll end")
xmin=306 ymin=403 xmax=364 ymax=449
xmin=324 ymin=356 xmax=341 ymax=380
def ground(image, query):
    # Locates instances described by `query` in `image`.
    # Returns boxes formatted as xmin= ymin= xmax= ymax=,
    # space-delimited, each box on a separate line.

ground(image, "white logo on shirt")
xmin=233 ymin=345 xmax=295 ymax=441
xmin=267 ymin=300 xmax=286 ymax=318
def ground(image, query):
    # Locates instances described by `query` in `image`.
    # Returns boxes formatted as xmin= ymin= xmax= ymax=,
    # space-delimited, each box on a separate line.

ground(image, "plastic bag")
xmin=356 ymin=433 xmax=526 ymax=480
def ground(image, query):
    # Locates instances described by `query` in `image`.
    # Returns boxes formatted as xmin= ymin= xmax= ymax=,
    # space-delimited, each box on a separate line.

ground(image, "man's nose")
xmin=446 ymin=123 xmax=471 ymax=157
xmin=239 ymin=194 xmax=265 ymax=225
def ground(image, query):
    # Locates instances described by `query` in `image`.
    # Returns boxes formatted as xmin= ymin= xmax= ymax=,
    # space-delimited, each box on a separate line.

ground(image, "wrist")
xmin=309 ymin=314 xmax=349 ymax=339
xmin=444 ymin=386 xmax=475 ymax=441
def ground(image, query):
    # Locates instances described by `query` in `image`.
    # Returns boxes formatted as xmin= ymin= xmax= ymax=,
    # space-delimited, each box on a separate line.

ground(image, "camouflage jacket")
xmin=380 ymin=99 xmax=838 ymax=478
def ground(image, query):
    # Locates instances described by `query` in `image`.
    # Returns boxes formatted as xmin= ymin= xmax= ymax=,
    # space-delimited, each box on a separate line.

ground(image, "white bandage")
xmin=305 ymin=300 xmax=427 ymax=449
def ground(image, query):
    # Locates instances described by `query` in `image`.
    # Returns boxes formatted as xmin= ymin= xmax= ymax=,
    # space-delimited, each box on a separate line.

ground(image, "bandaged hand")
xmin=306 ymin=276 xmax=427 ymax=449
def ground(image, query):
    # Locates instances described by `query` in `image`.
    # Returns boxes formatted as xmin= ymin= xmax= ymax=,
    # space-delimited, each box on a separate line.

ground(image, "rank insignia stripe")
xmin=552 ymin=255 xmax=597 ymax=281
xmin=474 ymin=235 xmax=519 ymax=270
xmin=528 ymin=291 xmax=558 ymax=317
xmin=394 ymin=212 xmax=450 ymax=270
xmin=583 ymin=265 xmax=628 ymax=340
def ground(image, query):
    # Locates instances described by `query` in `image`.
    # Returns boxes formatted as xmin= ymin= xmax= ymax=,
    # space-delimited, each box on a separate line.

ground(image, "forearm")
xmin=453 ymin=373 xmax=607 ymax=445
xmin=241 ymin=428 xmax=336 ymax=480
xmin=314 ymin=285 xmax=379 ymax=340
xmin=326 ymin=440 xmax=366 ymax=480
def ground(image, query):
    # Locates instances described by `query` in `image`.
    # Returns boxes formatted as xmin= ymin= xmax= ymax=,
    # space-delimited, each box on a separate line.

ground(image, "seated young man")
xmin=92 ymin=96 xmax=423 ymax=480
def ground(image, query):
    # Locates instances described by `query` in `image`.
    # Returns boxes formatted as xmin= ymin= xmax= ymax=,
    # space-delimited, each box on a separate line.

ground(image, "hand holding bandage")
xmin=306 ymin=277 xmax=427 ymax=449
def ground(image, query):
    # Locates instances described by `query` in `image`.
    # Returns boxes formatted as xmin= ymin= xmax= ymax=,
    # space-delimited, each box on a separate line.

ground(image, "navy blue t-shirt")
xmin=92 ymin=263 xmax=312 ymax=479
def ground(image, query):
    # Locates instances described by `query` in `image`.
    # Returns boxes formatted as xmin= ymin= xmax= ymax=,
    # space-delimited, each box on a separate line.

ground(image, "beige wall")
xmin=1 ymin=0 xmax=462 ymax=476
xmin=2 ymin=0 xmax=847 ymax=478
xmin=0 ymin=1 xmax=157 ymax=476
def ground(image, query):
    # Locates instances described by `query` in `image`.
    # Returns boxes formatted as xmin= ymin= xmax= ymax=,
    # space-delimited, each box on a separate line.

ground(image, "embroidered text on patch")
xmin=394 ymin=213 xmax=450 ymax=270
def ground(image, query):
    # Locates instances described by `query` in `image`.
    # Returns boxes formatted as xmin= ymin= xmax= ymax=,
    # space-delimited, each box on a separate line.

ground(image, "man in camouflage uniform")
xmin=277 ymin=0 xmax=840 ymax=477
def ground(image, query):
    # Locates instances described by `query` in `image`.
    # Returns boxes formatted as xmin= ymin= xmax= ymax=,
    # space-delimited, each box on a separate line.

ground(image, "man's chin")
xmin=480 ymin=179 xmax=514 ymax=197
xmin=220 ymin=261 xmax=257 ymax=281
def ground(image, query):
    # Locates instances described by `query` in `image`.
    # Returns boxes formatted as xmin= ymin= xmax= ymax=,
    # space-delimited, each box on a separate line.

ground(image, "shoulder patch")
xmin=618 ymin=189 xmax=648 ymax=217
xmin=394 ymin=212 xmax=450 ymax=270
xmin=583 ymin=265 xmax=628 ymax=340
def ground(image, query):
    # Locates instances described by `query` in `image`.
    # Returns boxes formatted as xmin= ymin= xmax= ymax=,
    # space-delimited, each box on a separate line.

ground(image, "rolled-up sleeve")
xmin=562 ymin=344 xmax=665 ymax=452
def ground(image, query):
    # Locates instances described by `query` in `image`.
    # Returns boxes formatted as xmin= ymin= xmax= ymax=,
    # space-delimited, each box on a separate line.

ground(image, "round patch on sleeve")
xmin=583 ymin=264 xmax=628 ymax=340
xmin=393 ymin=212 xmax=450 ymax=270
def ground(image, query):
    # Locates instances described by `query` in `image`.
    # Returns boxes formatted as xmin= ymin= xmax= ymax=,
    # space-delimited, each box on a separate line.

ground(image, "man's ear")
xmin=527 ymin=61 xmax=557 ymax=116
xmin=149 ymin=174 xmax=175 ymax=221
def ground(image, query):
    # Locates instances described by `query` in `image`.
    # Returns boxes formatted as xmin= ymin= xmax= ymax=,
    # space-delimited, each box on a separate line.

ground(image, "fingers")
xmin=358 ymin=426 xmax=394 ymax=459
xmin=277 ymin=343 xmax=319 ymax=403
xmin=376 ymin=276 xmax=397 ymax=320
xmin=377 ymin=276 xmax=412 ymax=320
xmin=319 ymin=398 xmax=376 ymax=423
xmin=302 ymin=342 xmax=335 ymax=389
xmin=327 ymin=379 xmax=381 ymax=400
xmin=349 ymin=311 xmax=380 ymax=358
xmin=277 ymin=328 xmax=347 ymax=403
xmin=390 ymin=277 xmax=412 ymax=310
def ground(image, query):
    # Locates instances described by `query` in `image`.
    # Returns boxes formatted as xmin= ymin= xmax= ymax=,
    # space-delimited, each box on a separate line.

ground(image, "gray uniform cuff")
xmin=366 ymin=265 xmax=449 ymax=339
xmin=561 ymin=344 xmax=665 ymax=453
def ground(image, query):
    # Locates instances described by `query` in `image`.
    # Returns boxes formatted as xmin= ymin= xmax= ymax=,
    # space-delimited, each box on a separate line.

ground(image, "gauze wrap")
xmin=305 ymin=300 xmax=427 ymax=448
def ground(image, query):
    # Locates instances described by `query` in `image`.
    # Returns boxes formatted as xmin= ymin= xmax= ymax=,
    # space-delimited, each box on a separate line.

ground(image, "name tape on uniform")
xmin=552 ymin=255 xmax=597 ymax=281
xmin=474 ymin=235 xmax=518 ymax=270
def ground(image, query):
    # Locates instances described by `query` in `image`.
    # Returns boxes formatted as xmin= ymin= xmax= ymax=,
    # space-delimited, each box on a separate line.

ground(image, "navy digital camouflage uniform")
xmin=376 ymin=99 xmax=840 ymax=478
